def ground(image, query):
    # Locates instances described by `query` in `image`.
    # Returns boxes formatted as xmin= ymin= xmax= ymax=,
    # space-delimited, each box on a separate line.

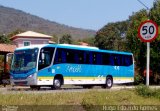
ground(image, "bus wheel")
xmin=53 ymin=78 xmax=61 ymax=89
xmin=102 ymin=77 xmax=113 ymax=89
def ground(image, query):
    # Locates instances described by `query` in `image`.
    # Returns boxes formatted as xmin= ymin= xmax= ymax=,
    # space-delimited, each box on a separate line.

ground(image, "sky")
xmin=0 ymin=0 xmax=155 ymax=31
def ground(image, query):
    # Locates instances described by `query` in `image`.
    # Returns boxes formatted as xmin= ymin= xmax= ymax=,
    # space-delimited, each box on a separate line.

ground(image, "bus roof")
xmin=15 ymin=44 xmax=133 ymax=55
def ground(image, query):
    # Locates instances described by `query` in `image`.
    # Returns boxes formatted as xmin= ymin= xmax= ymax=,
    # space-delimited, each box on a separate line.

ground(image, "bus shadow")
xmin=7 ymin=86 xmax=84 ymax=92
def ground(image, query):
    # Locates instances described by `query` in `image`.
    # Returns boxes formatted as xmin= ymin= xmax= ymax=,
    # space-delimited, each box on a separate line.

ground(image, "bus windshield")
xmin=11 ymin=48 xmax=39 ymax=72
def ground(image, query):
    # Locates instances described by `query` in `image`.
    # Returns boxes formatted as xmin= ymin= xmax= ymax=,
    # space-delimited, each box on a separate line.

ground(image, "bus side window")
xmin=113 ymin=54 xmax=121 ymax=66
xmin=96 ymin=53 xmax=102 ymax=65
xmin=38 ymin=47 xmax=54 ymax=70
xmin=54 ymin=49 xmax=62 ymax=64
xmin=73 ymin=50 xmax=84 ymax=64
xmin=84 ymin=51 xmax=90 ymax=64
xmin=89 ymin=52 xmax=93 ymax=64
xmin=109 ymin=54 xmax=114 ymax=65
xmin=102 ymin=53 xmax=110 ymax=65
xmin=74 ymin=52 xmax=79 ymax=63
xmin=117 ymin=55 xmax=121 ymax=66
xmin=66 ymin=49 xmax=75 ymax=63
xmin=78 ymin=50 xmax=84 ymax=64
xmin=121 ymin=55 xmax=124 ymax=66
xmin=61 ymin=49 xmax=66 ymax=63
xmin=93 ymin=52 xmax=97 ymax=64
xmin=124 ymin=55 xmax=133 ymax=66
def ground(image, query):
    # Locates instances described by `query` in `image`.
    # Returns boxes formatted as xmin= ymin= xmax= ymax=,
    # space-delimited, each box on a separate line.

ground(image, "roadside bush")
xmin=135 ymin=84 xmax=158 ymax=98
xmin=153 ymin=74 xmax=160 ymax=84
xmin=134 ymin=74 xmax=144 ymax=85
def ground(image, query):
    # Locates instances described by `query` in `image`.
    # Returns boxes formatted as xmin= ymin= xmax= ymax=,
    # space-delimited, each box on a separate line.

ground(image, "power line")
xmin=154 ymin=0 xmax=160 ymax=5
xmin=154 ymin=0 xmax=158 ymax=3
xmin=137 ymin=0 xmax=149 ymax=10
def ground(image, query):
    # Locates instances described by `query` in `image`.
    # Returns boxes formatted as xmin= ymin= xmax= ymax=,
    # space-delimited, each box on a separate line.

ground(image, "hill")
xmin=0 ymin=6 xmax=96 ymax=39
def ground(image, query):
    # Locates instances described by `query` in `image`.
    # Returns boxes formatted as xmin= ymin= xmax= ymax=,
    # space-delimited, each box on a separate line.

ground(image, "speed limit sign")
xmin=138 ymin=20 xmax=158 ymax=42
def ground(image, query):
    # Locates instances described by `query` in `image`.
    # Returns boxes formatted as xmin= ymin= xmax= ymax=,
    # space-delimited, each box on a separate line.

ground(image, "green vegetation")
xmin=0 ymin=88 xmax=160 ymax=110
xmin=0 ymin=1 xmax=160 ymax=85
xmin=95 ymin=21 xmax=128 ymax=51
xmin=135 ymin=84 xmax=160 ymax=99
xmin=60 ymin=34 xmax=73 ymax=44
xmin=0 ymin=89 xmax=159 ymax=105
xmin=77 ymin=37 xmax=95 ymax=46
xmin=0 ymin=34 xmax=11 ymax=44
xmin=94 ymin=1 xmax=160 ymax=84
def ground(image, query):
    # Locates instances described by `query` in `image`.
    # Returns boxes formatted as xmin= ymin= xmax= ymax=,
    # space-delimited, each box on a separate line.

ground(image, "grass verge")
xmin=0 ymin=88 xmax=160 ymax=111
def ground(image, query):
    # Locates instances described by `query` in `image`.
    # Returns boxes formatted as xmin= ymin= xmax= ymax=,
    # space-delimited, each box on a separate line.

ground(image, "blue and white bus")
xmin=10 ymin=44 xmax=134 ymax=89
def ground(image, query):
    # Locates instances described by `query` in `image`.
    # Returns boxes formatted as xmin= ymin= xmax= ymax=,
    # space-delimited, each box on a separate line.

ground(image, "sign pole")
xmin=138 ymin=20 xmax=158 ymax=86
xmin=146 ymin=42 xmax=150 ymax=86
xmin=137 ymin=1 xmax=158 ymax=86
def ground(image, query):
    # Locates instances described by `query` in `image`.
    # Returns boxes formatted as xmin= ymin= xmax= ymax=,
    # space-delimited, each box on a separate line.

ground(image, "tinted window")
xmin=93 ymin=52 xmax=97 ymax=64
xmin=84 ymin=51 xmax=90 ymax=64
xmin=75 ymin=50 xmax=84 ymax=64
xmin=113 ymin=54 xmax=121 ymax=66
xmin=54 ymin=48 xmax=67 ymax=64
xmin=38 ymin=47 xmax=54 ymax=70
xmin=102 ymin=53 xmax=110 ymax=65
xmin=54 ymin=48 xmax=78 ymax=64
xmin=54 ymin=48 xmax=133 ymax=66
xmin=96 ymin=53 xmax=102 ymax=65
xmin=124 ymin=55 xmax=133 ymax=66
xmin=112 ymin=54 xmax=133 ymax=66
xmin=66 ymin=49 xmax=75 ymax=63
xmin=54 ymin=49 xmax=62 ymax=64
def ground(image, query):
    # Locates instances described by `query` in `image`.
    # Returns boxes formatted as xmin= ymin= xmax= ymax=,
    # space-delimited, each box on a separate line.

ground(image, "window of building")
xmin=23 ymin=41 xmax=31 ymax=46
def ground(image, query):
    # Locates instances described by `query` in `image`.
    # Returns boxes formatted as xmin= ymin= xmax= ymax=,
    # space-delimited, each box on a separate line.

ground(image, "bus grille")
xmin=14 ymin=77 xmax=27 ymax=80
xmin=14 ymin=81 xmax=28 ymax=85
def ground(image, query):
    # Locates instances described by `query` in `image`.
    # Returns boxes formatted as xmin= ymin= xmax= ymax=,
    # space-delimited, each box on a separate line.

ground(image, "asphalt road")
xmin=0 ymin=85 xmax=160 ymax=94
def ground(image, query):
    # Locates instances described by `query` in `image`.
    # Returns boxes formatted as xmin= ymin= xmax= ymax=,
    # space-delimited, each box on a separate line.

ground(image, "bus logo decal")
xmin=66 ymin=65 xmax=82 ymax=73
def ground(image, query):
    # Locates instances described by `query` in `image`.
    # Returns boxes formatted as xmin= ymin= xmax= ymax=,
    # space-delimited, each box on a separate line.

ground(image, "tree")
xmin=126 ymin=9 xmax=148 ymax=69
xmin=0 ymin=34 xmax=11 ymax=44
xmin=126 ymin=2 xmax=160 ymax=83
xmin=94 ymin=21 xmax=128 ymax=51
xmin=77 ymin=37 xmax=95 ymax=46
xmin=93 ymin=1 xmax=160 ymax=84
xmin=7 ymin=29 xmax=24 ymax=38
xmin=150 ymin=0 xmax=160 ymax=25
xmin=60 ymin=34 xmax=73 ymax=44
xmin=51 ymin=34 xmax=58 ymax=43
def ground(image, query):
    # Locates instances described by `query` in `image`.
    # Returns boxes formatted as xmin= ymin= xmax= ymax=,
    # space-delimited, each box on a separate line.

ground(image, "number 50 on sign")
xmin=138 ymin=20 xmax=158 ymax=42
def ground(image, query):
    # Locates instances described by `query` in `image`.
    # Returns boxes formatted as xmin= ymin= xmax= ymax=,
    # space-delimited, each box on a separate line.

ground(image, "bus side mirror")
xmin=6 ymin=53 xmax=13 ymax=62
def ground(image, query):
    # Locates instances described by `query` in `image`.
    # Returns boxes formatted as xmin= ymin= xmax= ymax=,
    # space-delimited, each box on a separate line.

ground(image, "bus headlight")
xmin=10 ymin=75 xmax=13 ymax=79
xmin=28 ymin=74 xmax=34 ymax=78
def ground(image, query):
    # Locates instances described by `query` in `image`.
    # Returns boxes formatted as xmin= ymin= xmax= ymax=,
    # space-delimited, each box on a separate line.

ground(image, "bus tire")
xmin=102 ymin=77 xmax=113 ymax=89
xmin=53 ymin=78 xmax=61 ymax=89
